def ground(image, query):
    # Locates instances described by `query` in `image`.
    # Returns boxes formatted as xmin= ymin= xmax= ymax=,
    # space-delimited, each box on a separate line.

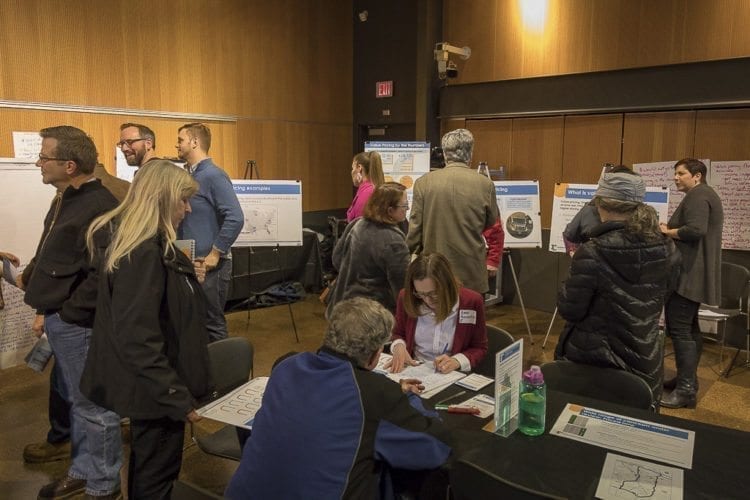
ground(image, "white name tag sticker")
xmin=459 ymin=309 xmax=476 ymax=324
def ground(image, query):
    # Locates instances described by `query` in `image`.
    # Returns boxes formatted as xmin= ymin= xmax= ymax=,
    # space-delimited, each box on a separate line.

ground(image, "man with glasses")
xmin=406 ymin=129 xmax=500 ymax=294
xmin=118 ymin=122 xmax=157 ymax=171
xmin=175 ymin=122 xmax=243 ymax=342
xmin=23 ymin=126 xmax=122 ymax=500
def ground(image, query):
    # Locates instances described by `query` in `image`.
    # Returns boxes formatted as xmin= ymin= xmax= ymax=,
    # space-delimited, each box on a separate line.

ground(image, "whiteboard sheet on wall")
xmin=494 ymin=180 xmax=542 ymax=249
xmin=548 ymin=183 xmax=669 ymax=253
xmin=0 ymin=159 xmax=56 ymax=369
xmin=710 ymin=161 xmax=750 ymax=251
xmin=232 ymin=180 xmax=303 ymax=247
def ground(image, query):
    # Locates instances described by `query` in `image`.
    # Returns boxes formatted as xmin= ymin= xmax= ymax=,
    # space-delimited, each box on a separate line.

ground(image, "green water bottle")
xmin=518 ymin=365 xmax=546 ymax=436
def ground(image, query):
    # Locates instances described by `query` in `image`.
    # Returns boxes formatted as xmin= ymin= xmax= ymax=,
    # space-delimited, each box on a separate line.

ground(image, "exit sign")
xmin=376 ymin=81 xmax=393 ymax=98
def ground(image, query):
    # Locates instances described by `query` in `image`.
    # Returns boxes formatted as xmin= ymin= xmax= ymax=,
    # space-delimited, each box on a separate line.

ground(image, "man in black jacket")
xmin=24 ymin=126 xmax=122 ymax=500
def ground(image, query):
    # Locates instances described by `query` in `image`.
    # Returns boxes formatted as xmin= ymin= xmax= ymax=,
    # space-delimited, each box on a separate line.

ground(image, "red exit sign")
xmin=376 ymin=80 xmax=393 ymax=98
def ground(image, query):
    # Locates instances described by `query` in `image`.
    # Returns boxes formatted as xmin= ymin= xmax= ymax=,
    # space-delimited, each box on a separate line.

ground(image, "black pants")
xmin=665 ymin=293 xmax=702 ymax=346
xmin=47 ymin=359 xmax=71 ymax=444
xmin=128 ymin=417 xmax=185 ymax=500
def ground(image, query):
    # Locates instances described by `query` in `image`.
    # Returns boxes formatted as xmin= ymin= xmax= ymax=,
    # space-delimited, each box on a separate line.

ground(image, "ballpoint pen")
xmin=435 ymin=343 xmax=450 ymax=373
xmin=435 ymin=390 xmax=467 ymax=406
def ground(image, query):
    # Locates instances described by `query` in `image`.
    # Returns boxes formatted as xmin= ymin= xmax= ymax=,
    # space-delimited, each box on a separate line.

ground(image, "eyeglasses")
xmin=413 ymin=290 xmax=438 ymax=301
xmin=395 ymin=204 xmax=410 ymax=209
xmin=116 ymin=138 xmax=145 ymax=149
xmin=38 ymin=154 xmax=70 ymax=163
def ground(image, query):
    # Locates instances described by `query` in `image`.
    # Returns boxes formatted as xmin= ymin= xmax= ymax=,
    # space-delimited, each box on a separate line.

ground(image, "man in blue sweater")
xmin=176 ymin=123 xmax=244 ymax=341
xmin=226 ymin=297 xmax=453 ymax=499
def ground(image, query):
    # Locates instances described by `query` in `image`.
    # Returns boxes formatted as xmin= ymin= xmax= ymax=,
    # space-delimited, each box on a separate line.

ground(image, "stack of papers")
xmin=374 ymin=353 xmax=467 ymax=398
xmin=197 ymin=377 xmax=269 ymax=430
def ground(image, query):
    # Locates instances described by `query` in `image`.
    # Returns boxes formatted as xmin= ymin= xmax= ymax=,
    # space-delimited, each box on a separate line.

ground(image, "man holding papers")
xmin=226 ymin=297 xmax=453 ymax=500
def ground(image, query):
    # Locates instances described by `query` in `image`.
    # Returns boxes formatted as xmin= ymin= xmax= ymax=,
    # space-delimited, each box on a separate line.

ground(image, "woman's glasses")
xmin=413 ymin=290 xmax=438 ymax=301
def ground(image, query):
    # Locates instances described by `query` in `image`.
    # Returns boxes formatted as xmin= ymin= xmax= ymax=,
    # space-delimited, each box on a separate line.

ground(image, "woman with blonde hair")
xmin=346 ymin=151 xmax=385 ymax=222
xmin=327 ymin=182 xmax=410 ymax=317
xmin=81 ymin=160 xmax=212 ymax=499
xmin=388 ymin=253 xmax=488 ymax=374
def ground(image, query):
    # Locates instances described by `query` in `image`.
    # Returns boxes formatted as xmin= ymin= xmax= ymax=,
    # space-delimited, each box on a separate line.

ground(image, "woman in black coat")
xmin=556 ymin=172 xmax=680 ymax=410
xmin=81 ymin=161 xmax=212 ymax=499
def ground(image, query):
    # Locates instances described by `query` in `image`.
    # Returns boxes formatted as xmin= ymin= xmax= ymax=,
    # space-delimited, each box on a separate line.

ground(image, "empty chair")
xmin=540 ymin=360 xmax=654 ymax=411
xmin=698 ymin=262 xmax=750 ymax=377
xmin=450 ymin=457 xmax=567 ymax=500
xmin=192 ymin=337 xmax=254 ymax=461
xmin=474 ymin=325 xmax=515 ymax=377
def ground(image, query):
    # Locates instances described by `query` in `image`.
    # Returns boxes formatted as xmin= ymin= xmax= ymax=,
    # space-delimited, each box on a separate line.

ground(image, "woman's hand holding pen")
xmin=386 ymin=343 xmax=420 ymax=373
xmin=433 ymin=355 xmax=460 ymax=374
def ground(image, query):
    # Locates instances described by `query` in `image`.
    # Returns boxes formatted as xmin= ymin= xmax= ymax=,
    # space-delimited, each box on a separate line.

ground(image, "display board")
xmin=0 ymin=159 xmax=56 ymax=369
xmin=364 ymin=141 xmax=431 ymax=178
xmin=710 ymin=161 xmax=750 ymax=250
xmin=548 ymin=183 xmax=669 ymax=253
xmin=232 ymin=180 xmax=303 ymax=247
xmin=494 ymin=181 xmax=542 ymax=248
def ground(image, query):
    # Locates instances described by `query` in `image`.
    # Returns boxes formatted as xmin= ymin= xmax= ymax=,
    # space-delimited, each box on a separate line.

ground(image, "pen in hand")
xmin=434 ymin=343 xmax=450 ymax=373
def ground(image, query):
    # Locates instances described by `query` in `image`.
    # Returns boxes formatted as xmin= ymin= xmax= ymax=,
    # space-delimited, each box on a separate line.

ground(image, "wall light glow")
xmin=519 ymin=0 xmax=548 ymax=32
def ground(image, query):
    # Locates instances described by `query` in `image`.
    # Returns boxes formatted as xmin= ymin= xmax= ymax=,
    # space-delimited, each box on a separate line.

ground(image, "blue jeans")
xmin=45 ymin=313 xmax=122 ymax=495
xmin=203 ymin=256 xmax=232 ymax=343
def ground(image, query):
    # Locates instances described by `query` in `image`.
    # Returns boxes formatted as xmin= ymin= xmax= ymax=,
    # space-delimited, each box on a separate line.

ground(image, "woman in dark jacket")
xmin=556 ymin=172 xmax=680 ymax=409
xmin=81 ymin=161 xmax=212 ymax=499
xmin=326 ymin=182 xmax=410 ymax=317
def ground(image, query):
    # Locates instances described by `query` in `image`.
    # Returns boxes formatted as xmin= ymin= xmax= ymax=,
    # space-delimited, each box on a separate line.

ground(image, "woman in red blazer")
xmin=388 ymin=253 xmax=488 ymax=373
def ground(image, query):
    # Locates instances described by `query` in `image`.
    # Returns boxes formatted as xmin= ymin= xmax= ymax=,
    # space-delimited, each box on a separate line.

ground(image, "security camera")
xmin=434 ymin=42 xmax=471 ymax=80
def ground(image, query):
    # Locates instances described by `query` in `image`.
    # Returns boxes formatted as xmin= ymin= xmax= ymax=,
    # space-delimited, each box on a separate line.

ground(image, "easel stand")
xmin=506 ymin=251 xmax=534 ymax=346
xmin=244 ymin=245 xmax=300 ymax=343
xmin=542 ymin=307 xmax=558 ymax=349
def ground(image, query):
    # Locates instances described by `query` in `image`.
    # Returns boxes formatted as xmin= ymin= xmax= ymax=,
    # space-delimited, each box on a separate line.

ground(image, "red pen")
xmin=447 ymin=406 xmax=480 ymax=415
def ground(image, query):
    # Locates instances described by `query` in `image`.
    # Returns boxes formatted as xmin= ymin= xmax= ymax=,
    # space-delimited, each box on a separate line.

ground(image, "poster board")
xmin=494 ymin=181 xmax=542 ymax=248
xmin=710 ymin=161 xmax=750 ymax=250
xmin=232 ymin=180 xmax=303 ymax=247
xmin=0 ymin=159 xmax=56 ymax=369
xmin=364 ymin=141 xmax=431 ymax=177
xmin=548 ymin=183 xmax=669 ymax=253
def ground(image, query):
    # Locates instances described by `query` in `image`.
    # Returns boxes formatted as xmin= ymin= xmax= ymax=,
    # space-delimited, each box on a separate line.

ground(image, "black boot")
xmin=661 ymin=340 xmax=698 ymax=409
xmin=663 ymin=376 xmax=698 ymax=392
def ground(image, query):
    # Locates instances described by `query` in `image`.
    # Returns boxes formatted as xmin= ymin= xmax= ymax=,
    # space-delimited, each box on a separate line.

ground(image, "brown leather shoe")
xmin=37 ymin=476 xmax=86 ymax=499
xmin=23 ymin=440 xmax=71 ymax=463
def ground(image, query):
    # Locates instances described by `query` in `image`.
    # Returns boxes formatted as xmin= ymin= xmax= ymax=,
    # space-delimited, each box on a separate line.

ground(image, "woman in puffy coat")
xmin=555 ymin=172 xmax=680 ymax=410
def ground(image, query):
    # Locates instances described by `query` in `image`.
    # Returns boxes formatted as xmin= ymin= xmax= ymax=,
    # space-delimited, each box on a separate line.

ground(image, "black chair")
xmin=191 ymin=337 xmax=254 ymax=461
xmin=450 ymin=457 xmax=567 ymax=500
xmin=474 ymin=325 xmax=515 ymax=377
xmin=698 ymin=262 xmax=750 ymax=377
xmin=540 ymin=360 xmax=653 ymax=411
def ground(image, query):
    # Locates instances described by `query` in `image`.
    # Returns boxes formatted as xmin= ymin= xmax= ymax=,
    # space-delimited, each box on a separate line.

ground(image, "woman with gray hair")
xmin=556 ymin=171 xmax=680 ymax=410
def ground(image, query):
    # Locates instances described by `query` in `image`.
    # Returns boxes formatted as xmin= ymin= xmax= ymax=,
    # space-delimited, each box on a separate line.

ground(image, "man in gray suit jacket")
xmin=406 ymin=129 xmax=500 ymax=293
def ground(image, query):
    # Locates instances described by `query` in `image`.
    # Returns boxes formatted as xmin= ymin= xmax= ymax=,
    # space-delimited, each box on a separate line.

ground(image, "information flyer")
xmin=494 ymin=181 xmax=542 ymax=248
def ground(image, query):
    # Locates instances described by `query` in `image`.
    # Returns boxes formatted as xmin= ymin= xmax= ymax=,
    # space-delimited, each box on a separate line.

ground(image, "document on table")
xmin=550 ymin=403 xmax=695 ymax=469
xmin=455 ymin=373 xmax=493 ymax=391
xmin=595 ymin=452 xmax=683 ymax=500
xmin=197 ymin=377 xmax=269 ymax=430
xmin=373 ymin=353 xmax=466 ymax=398
xmin=453 ymin=394 xmax=495 ymax=419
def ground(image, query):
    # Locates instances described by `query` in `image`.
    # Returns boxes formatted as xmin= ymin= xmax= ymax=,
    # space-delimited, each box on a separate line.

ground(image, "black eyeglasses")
xmin=116 ymin=138 xmax=145 ymax=149
xmin=395 ymin=204 xmax=410 ymax=209
xmin=413 ymin=290 xmax=438 ymax=301
xmin=38 ymin=154 xmax=70 ymax=163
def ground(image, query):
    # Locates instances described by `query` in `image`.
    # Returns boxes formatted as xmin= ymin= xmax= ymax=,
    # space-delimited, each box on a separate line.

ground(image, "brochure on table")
xmin=494 ymin=181 xmax=542 ymax=248
xmin=549 ymin=183 xmax=669 ymax=253
xmin=595 ymin=452 xmax=683 ymax=500
xmin=493 ymin=339 xmax=524 ymax=436
xmin=197 ymin=377 xmax=269 ymax=430
xmin=551 ymin=403 xmax=695 ymax=469
xmin=374 ymin=353 xmax=466 ymax=398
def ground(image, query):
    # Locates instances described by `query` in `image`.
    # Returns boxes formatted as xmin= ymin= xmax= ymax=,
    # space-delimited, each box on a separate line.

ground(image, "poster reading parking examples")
xmin=232 ymin=180 xmax=302 ymax=247
xmin=549 ymin=183 xmax=670 ymax=253
xmin=494 ymin=181 xmax=542 ymax=248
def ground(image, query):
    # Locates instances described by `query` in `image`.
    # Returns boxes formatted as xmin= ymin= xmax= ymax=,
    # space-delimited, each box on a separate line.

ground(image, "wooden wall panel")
xmin=621 ymin=111 xmax=696 ymax=166
xmin=444 ymin=0 xmax=750 ymax=83
xmin=0 ymin=109 xmax=237 ymax=177
xmin=694 ymin=109 xmax=750 ymax=160
xmin=466 ymin=118 xmax=512 ymax=169
xmin=511 ymin=116 xmax=564 ymax=228
xmin=561 ymin=114 xmax=623 ymax=183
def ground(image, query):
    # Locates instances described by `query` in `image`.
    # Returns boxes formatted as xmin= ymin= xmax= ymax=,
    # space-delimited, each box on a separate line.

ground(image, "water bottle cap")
xmin=523 ymin=365 xmax=544 ymax=384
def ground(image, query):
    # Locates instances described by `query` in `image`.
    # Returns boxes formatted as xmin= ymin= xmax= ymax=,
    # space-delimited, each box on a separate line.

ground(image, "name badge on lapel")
xmin=459 ymin=310 xmax=476 ymax=324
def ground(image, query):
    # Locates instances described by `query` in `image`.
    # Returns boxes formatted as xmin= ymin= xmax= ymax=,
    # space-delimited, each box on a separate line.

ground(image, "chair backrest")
xmin=207 ymin=337 xmax=254 ymax=397
xmin=450 ymin=458 xmax=567 ymax=500
xmin=540 ymin=360 xmax=653 ymax=410
xmin=720 ymin=262 xmax=750 ymax=310
xmin=474 ymin=325 xmax=515 ymax=377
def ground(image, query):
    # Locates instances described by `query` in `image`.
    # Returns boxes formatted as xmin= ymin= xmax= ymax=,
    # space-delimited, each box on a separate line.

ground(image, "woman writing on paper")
xmin=327 ymin=182 xmax=410 ymax=317
xmin=81 ymin=161 xmax=211 ymax=499
xmin=388 ymin=253 xmax=488 ymax=374
xmin=346 ymin=151 xmax=385 ymax=222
